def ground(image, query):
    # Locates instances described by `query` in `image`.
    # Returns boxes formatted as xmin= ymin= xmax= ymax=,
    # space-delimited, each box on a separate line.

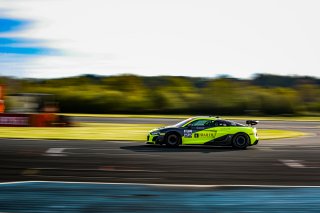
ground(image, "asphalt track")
xmin=0 ymin=117 xmax=319 ymax=212
xmin=0 ymin=117 xmax=319 ymax=185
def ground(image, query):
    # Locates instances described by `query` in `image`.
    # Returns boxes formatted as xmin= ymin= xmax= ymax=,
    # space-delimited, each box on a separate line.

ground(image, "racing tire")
xmin=232 ymin=133 xmax=249 ymax=149
xmin=165 ymin=133 xmax=181 ymax=147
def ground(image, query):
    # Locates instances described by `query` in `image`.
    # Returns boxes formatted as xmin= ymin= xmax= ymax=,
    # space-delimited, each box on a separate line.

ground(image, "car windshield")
xmin=173 ymin=118 xmax=194 ymax=127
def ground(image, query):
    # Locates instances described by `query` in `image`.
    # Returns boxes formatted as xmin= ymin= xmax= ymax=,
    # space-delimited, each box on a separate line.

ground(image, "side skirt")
xmin=182 ymin=134 xmax=234 ymax=146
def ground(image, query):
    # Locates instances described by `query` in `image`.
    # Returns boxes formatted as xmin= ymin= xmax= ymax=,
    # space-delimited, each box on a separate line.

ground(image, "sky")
xmin=1 ymin=0 xmax=320 ymax=79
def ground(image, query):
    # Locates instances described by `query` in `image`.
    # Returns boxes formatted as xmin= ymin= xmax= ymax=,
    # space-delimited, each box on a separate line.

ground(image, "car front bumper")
xmin=146 ymin=134 xmax=165 ymax=144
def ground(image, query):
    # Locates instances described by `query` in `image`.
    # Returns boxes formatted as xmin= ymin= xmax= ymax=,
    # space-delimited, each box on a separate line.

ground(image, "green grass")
xmin=60 ymin=113 xmax=320 ymax=121
xmin=0 ymin=123 xmax=160 ymax=141
xmin=0 ymin=123 xmax=309 ymax=141
xmin=258 ymin=129 xmax=308 ymax=140
xmin=60 ymin=113 xmax=190 ymax=119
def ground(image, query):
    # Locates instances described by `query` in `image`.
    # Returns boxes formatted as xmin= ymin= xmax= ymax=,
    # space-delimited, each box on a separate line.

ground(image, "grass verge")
xmin=60 ymin=113 xmax=320 ymax=121
xmin=257 ymin=129 xmax=308 ymax=140
xmin=0 ymin=123 xmax=308 ymax=141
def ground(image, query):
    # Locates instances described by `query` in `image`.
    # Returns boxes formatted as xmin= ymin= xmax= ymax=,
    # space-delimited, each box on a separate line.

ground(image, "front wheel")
xmin=165 ymin=133 xmax=181 ymax=147
xmin=232 ymin=133 xmax=249 ymax=149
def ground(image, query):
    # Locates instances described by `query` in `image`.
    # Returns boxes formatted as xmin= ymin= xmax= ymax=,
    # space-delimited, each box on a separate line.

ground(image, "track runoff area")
xmin=0 ymin=117 xmax=319 ymax=212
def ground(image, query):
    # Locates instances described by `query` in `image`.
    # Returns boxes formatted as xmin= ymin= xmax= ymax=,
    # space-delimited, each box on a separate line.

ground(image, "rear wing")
xmin=246 ymin=120 xmax=259 ymax=126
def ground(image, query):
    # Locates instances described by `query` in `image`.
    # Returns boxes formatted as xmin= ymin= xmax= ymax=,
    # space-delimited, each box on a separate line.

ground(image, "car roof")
xmin=191 ymin=116 xmax=221 ymax=121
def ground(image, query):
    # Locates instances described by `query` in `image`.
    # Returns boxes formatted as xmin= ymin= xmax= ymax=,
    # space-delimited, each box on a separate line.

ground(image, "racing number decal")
xmin=184 ymin=129 xmax=192 ymax=138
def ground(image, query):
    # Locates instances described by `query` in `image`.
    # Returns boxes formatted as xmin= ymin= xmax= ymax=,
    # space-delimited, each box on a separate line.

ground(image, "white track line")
xmin=43 ymin=147 xmax=159 ymax=157
xmin=280 ymin=159 xmax=320 ymax=168
xmin=280 ymin=160 xmax=305 ymax=168
xmin=1 ymin=181 xmax=320 ymax=188
xmin=43 ymin=148 xmax=68 ymax=157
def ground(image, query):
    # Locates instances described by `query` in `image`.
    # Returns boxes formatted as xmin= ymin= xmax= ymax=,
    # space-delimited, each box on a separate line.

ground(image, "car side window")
xmin=204 ymin=120 xmax=215 ymax=127
xmin=214 ymin=120 xmax=231 ymax=127
xmin=187 ymin=119 xmax=212 ymax=128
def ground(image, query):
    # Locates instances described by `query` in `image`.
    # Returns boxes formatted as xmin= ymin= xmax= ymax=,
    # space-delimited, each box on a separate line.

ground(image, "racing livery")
xmin=146 ymin=116 xmax=259 ymax=149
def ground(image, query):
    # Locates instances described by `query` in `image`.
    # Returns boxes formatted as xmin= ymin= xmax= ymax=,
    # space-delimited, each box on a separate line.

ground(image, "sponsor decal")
xmin=184 ymin=129 xmax=192 ymax=138
xmin=193 ymin=132 xmax=215 ymax=138
xmin=194 ymin=132 xmax=215 ymax=138
xmin=0 ymin=117 xmax=29 ymax=126
xmin=199 ymin=133 xmax=215 ymax=137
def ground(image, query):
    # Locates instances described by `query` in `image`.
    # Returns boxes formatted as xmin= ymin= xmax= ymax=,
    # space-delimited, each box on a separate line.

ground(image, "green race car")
xmin=146 ymin=116 xmax=259 ymax=149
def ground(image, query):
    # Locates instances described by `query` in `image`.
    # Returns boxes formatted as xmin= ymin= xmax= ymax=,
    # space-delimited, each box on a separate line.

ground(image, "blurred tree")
xmin=1 ymin=74 xmax=319 ymax=115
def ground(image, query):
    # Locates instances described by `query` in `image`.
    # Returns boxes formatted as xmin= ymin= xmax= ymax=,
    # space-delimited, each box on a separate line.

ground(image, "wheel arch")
xmin=232 ymin=132 xmax=251 ymax=143
xmin=232 ymin=132 xmax=251 ymax=149
xmin=165 ymin=131 xmax=183 ymax=144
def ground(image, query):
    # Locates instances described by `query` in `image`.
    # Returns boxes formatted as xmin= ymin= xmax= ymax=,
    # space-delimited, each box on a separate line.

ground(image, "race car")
xmin=146 ymin=116 xmax=259 ymax=149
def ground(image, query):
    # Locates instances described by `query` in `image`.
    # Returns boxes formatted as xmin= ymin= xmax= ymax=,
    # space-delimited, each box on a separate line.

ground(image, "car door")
xmin=211 ymin=120 xmax=233 ymax=141
xmin=182 ymin=119 xmax=217 ymax=144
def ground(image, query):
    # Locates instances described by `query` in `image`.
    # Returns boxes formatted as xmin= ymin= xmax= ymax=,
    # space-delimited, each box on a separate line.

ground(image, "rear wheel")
xmin=232 ymin=133 xmax=249 ymax=149
xmin=165 ymin=133 xmax=181 ymax=147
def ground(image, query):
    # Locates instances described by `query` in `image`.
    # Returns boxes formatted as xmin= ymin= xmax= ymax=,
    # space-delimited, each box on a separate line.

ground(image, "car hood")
xmin=149 ymin=125 xmax=176 ymax=132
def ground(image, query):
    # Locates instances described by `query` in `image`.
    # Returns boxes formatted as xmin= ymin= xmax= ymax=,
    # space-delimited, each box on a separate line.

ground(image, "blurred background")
xmin=1 ymin=0 xmax=320 ymax=116
xmin=1 ymin=73 xmax=320 ymax=115
xmin=1 ymin=0 xmax=320 ymax=212
xmin=3 ymin=0 xmax=320 ymax=79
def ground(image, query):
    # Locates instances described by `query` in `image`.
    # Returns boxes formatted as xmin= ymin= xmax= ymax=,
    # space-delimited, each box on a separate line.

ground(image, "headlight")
xmin=150 ymin=131 xmax=160 ymax=135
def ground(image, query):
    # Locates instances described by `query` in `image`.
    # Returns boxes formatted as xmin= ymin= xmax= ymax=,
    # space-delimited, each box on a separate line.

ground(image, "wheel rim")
xmin=235 ymin=135 xmax=247 ymax=147
xmin=167 ymin=135 xmax=178 ymax=145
